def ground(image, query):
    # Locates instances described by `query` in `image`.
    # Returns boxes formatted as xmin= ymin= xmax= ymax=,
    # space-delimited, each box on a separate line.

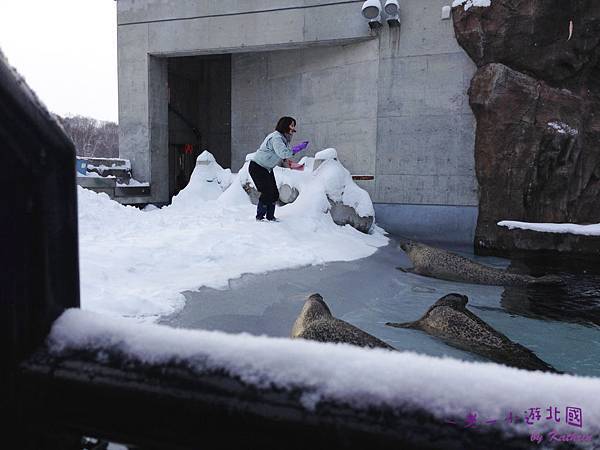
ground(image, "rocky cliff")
xmin=452 ymin=0 xmax=600 ymax=254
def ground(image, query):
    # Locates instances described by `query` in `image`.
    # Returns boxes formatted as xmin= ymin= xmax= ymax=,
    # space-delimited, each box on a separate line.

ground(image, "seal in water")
xmin=291 ymin=294 xmax=395 ymax=350
xmin=399 ymin=241 xmax=563 ymax=287
xmin=386 ymin=293 xmax=558 ymax=372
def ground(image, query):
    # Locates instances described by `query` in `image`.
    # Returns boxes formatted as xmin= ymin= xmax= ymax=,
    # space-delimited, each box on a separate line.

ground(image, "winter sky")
xmin=0 ymin=1 xmax=117 ymax=122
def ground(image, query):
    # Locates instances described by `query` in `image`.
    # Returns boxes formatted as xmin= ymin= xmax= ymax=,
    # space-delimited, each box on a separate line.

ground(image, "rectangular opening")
xmin=167 ymin=54 xmax=231 ymax=199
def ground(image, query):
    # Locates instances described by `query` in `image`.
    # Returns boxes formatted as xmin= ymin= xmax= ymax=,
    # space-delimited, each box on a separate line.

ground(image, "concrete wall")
xmin=375 ymin=1 xmax=477 ymax=207
xmin=375 ymin=203 xmax=478 ymax=246
xmin=117 ymin=0 xmax=479 ymax=241
xmin=230 ymin=39 xmax=379 ymax=193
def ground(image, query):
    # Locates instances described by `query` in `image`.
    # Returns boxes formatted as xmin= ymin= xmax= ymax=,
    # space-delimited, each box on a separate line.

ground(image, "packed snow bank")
xmin=77 ymin=151 xmax=387 ymax=321
xmin=50 ymin=309 xmax=600 ymax=438
xmin=498 ymin=221 xmax=600 ymax=236
xmin=452 ymin=0 xmax=492 ymax=11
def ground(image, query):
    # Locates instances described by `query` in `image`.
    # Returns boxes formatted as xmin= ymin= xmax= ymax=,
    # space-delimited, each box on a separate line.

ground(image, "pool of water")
xmin=160 ymin=236 xmax=600 ymax=377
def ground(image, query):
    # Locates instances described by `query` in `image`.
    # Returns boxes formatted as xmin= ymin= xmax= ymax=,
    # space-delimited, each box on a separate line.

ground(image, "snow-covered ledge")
xmin=499 ymin=220 xmax=600 ymax=236
xmin=35 ymin=309 xmax=600 ymax=447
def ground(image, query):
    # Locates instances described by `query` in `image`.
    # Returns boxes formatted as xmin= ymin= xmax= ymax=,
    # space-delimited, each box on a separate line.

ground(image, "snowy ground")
xmin=77 ymin=152 xmax=387 ymax=321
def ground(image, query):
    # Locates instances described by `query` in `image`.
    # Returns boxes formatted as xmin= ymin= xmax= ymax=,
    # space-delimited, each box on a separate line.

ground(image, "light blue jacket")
xmin=252 ymin=131 xmax=293 ymax=171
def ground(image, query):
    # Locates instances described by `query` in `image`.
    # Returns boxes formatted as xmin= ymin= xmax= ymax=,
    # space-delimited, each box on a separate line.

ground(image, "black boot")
xmin=266 ymin=203 xmax=277 ymax=221
xmin=256 ymin=202 xmax=267 ymax=220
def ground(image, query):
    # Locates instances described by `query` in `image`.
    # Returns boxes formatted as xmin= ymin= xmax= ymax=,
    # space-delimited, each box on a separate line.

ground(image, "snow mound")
xmin=197 ymin=150 xmax=216 ymax=163
xmin=77 ymin=185 xmax=138 ymax=229
xmin=170 ymin=151 xmax=233 ymax=207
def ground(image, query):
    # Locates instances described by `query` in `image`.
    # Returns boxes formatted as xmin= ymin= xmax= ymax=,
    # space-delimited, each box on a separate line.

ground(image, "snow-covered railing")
xmin=19 ymin=308 xmax=582 ymax=450
xmin=14 ymin=309 xmax=598 ymax=449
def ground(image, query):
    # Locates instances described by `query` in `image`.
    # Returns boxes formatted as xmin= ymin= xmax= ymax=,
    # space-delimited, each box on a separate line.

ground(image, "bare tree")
xmin=58 ymin=115 xmax=119 ymax=158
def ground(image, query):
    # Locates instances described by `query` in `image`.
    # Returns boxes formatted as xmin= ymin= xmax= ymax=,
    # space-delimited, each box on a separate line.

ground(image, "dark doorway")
xmin=167 ymin=54 xmax=231 ymax=199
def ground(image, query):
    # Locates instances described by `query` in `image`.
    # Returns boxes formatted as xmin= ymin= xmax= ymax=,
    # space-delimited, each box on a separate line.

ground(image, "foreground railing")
xmin=19 ymin=345 xmax=535 ymax=450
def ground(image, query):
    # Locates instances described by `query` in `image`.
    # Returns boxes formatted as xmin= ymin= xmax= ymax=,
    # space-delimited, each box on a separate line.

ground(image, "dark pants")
xmin=249 ymin=160 xmax=279 ymax=220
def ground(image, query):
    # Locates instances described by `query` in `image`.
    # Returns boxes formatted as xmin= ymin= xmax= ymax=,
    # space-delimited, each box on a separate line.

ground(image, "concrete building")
xmin=116 ymin=0 xmax=478 ymax=243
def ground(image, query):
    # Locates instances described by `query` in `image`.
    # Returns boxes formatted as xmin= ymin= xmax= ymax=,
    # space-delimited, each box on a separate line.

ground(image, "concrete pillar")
xmin=118 ymin=24 xmax=150 ymax=186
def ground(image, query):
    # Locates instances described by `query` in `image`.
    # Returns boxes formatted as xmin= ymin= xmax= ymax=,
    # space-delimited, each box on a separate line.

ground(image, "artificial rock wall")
xmin=452 ymin=0 xmax=600 ymax=254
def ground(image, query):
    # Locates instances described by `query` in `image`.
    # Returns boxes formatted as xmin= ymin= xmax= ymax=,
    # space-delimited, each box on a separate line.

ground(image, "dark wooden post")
xmin=0 ymin=53 xmax=80 ymax=445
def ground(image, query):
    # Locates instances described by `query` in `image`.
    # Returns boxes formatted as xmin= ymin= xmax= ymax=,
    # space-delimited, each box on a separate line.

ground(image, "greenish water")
xmin=162 ymin=236 xmax=600 ymax=377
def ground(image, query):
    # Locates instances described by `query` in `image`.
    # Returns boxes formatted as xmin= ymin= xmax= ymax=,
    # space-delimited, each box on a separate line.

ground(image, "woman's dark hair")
xmin=275 ymin=116 xmax=296 ymax=134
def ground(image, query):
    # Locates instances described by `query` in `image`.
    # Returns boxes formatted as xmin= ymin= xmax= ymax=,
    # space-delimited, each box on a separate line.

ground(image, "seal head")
xmin=291 ymin=294 xmax=395 ymax=350
xmin=290 ymin=293 xmax=332 ymax=337
xmin=386 ymin=293 xmax=558 ymax=372
xmin=386 ymin=293 xmax=467 ymax=329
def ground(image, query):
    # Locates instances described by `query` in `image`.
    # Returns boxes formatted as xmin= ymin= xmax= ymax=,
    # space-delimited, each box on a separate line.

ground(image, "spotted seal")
xmin=399 ymin=241 xmax=563 ymax=287
xmin=386 ymin=293 xmax=558 ymax=372
xmin=291 ymin=294 xmax=395 ymax=350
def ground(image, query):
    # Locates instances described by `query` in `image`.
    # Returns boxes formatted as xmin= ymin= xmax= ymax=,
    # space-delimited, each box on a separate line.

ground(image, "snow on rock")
xmin=315 ymin=158 xmax=374 ymax=218
xmin=77 ymin=153 xmax=388 ymax=321
xmin=239 ymin=148 xmax=374 ymax=221
xmin=547 ymin=121 xmax=579 ymax=136
xmin=50 ymin=308 xmax=600 ymax=438
xmin=498 ymin=220 xmax=600 ymax=236
xmin=452 ymin=0 xmax=492 ymax=11
xmin=314 ymin=147 xmax=338 ymax=160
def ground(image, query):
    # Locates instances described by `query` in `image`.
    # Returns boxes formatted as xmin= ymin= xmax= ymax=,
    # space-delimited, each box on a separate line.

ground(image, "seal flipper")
xmin=529 ymin=274 xmax=565 ymax=286
xmin=396 ymin=267 xmax=415 ymax=274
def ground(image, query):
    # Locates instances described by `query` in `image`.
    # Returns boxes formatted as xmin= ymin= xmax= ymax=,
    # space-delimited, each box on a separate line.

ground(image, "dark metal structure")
xmin=0 ymin=52 xmax=80 ymax=448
